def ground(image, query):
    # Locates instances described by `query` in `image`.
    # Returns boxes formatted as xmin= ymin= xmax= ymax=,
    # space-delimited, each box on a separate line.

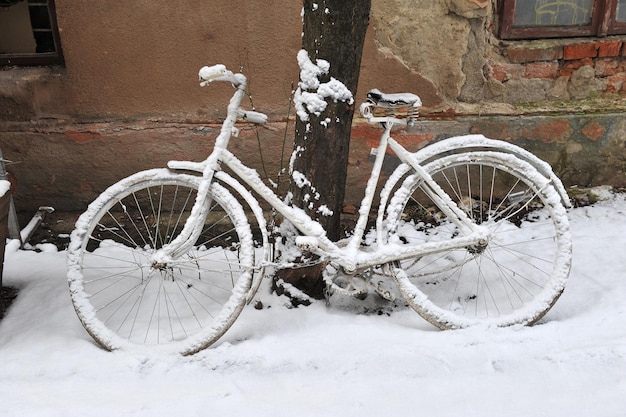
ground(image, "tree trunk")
xmin=292 ymin=0 xmax=370 ymax=240
xmin=278 ymin=0 xmax=370 ymax=299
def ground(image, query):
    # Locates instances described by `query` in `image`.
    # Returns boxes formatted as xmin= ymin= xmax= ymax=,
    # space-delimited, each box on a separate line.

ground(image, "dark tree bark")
xmin=291 ymin=0 xmax=371 ymax=241
xmin=278 ymin=0 xmax=370 ymax=300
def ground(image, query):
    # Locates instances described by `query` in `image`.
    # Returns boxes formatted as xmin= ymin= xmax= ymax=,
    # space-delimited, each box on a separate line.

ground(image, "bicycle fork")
xmin=149 ymin=181 xmax=214 ymax=267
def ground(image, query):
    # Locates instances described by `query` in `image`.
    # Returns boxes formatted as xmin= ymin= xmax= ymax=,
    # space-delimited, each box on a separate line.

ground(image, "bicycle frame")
xmin=158 ymin=67 xmax=489 ymax=275
xmin=66 ymin=63 xmax=572 ymax=354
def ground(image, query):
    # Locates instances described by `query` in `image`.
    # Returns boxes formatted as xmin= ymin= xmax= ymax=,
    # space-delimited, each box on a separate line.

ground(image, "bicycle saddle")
xmin=366 ymin=89 xmax=422 ymax=108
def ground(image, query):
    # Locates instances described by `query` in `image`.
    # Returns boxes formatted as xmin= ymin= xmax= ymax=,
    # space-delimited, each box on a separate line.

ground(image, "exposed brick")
xmin=351 ymin=124 xmax=433 ymax=153
xmin=598 ymin=41 xmax=623 ymax=57
xmin=595 ymin=58 xmax=623 ymax=77
xmin=64 ymin=130 xmax=102 ymax=144
xmin=582 ymin=122 xmax=605 ymax=141
xmin=563 ymin=42 xmax=598 ymax=60
xmin=525 ymin=61 xmax=559 ymax=79
xmin=524 ymin=119 xmax=572 ymax=143
xmin=393 ymin=133 xmax=436 ymax=151
xmin=558 ymin=58 xmax=594 ymax=76
xmin=491 ymin=62 xmax=524 ymax=82
xmin=606 ymin=73 xmax=626 ymax=92
xmin=491 ymin=65 xmax=507 ymax=82
xmin=507 ymin=45 xmax=563 ymax=63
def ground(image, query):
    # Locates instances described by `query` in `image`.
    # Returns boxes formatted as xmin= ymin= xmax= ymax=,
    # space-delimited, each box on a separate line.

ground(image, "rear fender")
xmin=383 ymin=134 xmax=571 ymax=208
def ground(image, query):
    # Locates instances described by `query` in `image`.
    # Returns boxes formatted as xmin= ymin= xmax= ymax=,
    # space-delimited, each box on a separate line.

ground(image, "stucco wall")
xmin=1 ymin=0 xmax=438 ymax=122
xmin=54 ymin=0 xmax=301 ymax=119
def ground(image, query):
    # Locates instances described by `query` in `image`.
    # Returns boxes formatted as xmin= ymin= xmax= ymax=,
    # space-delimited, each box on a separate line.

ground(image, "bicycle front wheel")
xmin=67 ymin=169 xmax=254 ymax=355
xmin=386 ymin=151 xmax=572 ymax=328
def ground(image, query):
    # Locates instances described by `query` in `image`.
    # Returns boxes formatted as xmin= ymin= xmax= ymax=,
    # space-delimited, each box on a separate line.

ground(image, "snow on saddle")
xmin=365 ymin=88 xmax=422 ymax=122
xmin=366 ymin=89 xmax=422 ymax=109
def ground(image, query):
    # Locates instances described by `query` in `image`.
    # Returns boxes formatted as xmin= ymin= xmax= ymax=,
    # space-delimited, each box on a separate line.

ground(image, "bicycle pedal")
xmin=373 ymin=280 xmax=396 ymax=302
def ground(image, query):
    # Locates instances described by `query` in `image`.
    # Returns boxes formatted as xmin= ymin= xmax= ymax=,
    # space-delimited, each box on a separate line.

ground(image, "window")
xmin=0 ymin=0 xmax=63 ymax=66
xmin=500 ymin=0 xmax=626 ymax=39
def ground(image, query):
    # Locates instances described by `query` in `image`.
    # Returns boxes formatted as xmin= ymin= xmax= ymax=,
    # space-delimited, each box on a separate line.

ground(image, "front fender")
xmin=214 ymin=171 xmax=270 ymax=303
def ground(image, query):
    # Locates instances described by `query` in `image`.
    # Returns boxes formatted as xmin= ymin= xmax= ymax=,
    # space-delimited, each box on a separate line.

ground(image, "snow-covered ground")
xmin=0 ymin=193 xmax=624 ymax=417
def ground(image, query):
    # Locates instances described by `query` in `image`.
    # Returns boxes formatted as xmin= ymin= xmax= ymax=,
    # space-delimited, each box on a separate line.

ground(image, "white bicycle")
xmin=67 ymin=64 xmax=572 ymax=355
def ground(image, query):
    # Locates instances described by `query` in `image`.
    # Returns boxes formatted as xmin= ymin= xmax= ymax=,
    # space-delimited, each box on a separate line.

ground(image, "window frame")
xmin=607 ymin=0 xmax=626 ymax=33
xmin=499 ymin=0 xmax=620 ymax=40
xmin=0 ymin=0 xmax=64 ymax=66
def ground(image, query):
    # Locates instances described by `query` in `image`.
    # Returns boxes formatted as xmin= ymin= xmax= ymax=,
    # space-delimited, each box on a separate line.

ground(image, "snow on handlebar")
xmin=241 ymin=110 xmax=268 ymax=124
xmin=198 ymin=65 xmax=227 ymax=82
xmin=198 ymin=65 xmax=267 ymax=124
xmin=198 ymin=64 xmax=247 ymax=88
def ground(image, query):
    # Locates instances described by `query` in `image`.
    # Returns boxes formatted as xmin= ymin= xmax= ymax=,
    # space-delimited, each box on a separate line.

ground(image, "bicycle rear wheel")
xmin=387 ymin=151 xmax=572 ymax=328
xmin=67 ymin=169 xmax=254 ymax=355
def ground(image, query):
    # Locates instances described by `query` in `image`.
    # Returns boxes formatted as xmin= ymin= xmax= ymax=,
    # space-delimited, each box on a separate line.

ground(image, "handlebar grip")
xmin=198 ymin=64 xmax=227 ymax=82
xmin=242 ymin=110 xmax=268 ymax=124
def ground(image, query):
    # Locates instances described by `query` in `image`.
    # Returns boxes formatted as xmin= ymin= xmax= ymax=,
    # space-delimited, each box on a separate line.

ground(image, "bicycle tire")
xmin=67 ymin=169 xmax=254 ymax=355
xmin=386 ymin=151 xmax=572 ymax=328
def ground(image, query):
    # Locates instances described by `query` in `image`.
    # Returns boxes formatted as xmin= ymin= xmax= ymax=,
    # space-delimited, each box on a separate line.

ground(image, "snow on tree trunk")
xmin=290 ymin=1 xmax=370 ymax=242
xmin=278 ymin=0 xmax=370 ymax=299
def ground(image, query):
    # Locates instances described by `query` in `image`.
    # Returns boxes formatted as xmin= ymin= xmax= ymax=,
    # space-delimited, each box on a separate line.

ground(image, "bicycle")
xmin=66 ymin=64 xmax=573 ymax=355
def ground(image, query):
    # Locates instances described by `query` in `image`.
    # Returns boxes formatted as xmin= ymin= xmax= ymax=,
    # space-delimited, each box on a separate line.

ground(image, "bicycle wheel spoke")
xmin=130 ymin=190 xmax=155 ymax=249
xmin=390 ymin=151 xmax=571 ymax=328
xmin=68 ymin=171 xmax=254 ymax=354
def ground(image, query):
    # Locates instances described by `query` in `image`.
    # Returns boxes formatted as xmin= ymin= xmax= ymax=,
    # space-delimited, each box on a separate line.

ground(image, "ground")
xmin=0 ymin=193 xmax=624 ymax=416
xmin=0 ymin=210 xmax=75 ymax=320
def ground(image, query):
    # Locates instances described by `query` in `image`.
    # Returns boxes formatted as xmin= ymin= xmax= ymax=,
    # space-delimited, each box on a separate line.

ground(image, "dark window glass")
xmin=500 ymin=0 xmax=626 ymax=39
xmin=513 ymin=0 xmax=593 ymax=27
xmin=0 ymin=0 xmax=63 ymax=66
xmin=616 ymin=0 xmax=626 ymax=21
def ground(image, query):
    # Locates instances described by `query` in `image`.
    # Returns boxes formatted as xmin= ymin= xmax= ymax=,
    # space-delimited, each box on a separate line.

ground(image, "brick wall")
xmin=492 ymin=39 xmax=626 ymax=99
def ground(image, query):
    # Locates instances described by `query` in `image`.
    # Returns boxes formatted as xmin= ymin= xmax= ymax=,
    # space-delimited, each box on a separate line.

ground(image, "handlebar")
xmin=198 ymin=64 xmax=246 ymax=87
xmin=198 ymin=64 xmax=268 ymax=125
xmin=198 ymin=64 xmax=227 ymax=82
xmin=240 ymin=110 xmax=268 ymax=124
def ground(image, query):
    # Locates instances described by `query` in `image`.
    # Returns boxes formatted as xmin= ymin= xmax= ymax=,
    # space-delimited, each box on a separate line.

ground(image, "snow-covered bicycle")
xmin=67 ymin=64 xmax=572 ymax=355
